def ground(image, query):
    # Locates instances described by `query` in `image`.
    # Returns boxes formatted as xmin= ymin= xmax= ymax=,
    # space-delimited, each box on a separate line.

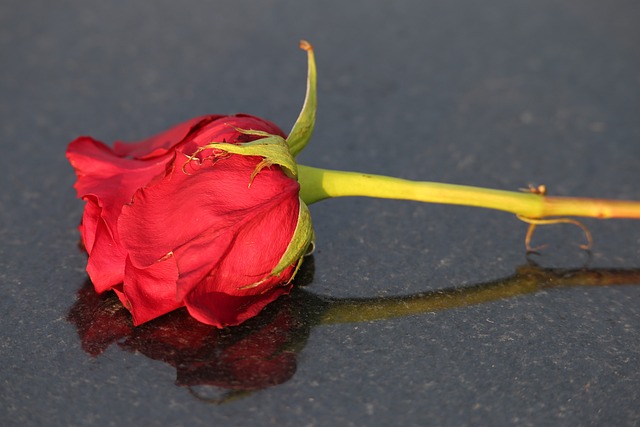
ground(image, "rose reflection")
xmin=68 ymin=257 xmax=323 ymax=402
xmin=68 ymin=257 xmax=640 ymax=403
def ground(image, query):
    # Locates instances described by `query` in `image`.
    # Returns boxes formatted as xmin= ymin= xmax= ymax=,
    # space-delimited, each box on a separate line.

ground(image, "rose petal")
xmin=113 ymin=115 xmax=224 ymax=159
xmin=194 ymin=192 xmax=301 ymax=297
xmin=67 ymin=136 xmax=171 ymax=227
xmin=119 ymin=254 xmax=182 ymax=325
xmin=184 ymin=114 xmax=286 ymax=152
xmin=85 ymin=215 xmax=128 ymax=292
xmin=184 ymin=279 xmax=295 ymax=328
xmin=68 ymin=137 xmax=175 ymax=291
xmin=79 ymin=195 xmax=101 ymax=254
xmin=118 ymin=155 xmax=300 ymax=298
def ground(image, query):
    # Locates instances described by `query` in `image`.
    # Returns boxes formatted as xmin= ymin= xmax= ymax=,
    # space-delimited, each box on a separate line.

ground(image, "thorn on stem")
xmin=520 ymin=184 xmax=547 ymax=195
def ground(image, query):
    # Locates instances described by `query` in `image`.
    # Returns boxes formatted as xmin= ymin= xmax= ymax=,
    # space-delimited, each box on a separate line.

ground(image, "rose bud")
xmin=67 ymin=42 xmax=317 ymax=328
xmin=67 ymin=115 xmax=314 ymax=328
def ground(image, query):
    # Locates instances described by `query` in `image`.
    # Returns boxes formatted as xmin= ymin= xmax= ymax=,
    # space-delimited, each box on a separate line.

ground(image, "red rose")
xmin=67 ymin=114 xmax=313 ymax=327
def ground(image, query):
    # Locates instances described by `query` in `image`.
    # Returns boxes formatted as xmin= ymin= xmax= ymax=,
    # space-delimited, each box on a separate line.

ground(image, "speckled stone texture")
xmin=1 ymin=1 xmax=639 ymax=426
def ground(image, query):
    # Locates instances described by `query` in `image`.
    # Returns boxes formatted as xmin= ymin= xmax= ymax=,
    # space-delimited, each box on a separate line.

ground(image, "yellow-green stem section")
xmin=298 ymin=165 xmax=640 ymax=219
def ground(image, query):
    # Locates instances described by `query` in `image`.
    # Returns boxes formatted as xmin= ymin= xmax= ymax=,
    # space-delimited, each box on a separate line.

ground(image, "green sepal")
xmin=270 ymin=198 xmax=314 ymax=279
xmin=286 ymin=40 xmax=317 ymax=157
xmin=194 ymin=127 xmax=298 ymax=184
xmin=236 ymin=198 xmax=314 ymax=291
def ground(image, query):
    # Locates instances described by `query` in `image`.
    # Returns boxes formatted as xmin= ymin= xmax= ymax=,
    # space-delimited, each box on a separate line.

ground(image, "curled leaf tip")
xmin=299 ymin=40 xmax=313 ymax=51
xmin=287 ymin=40 xmax=317 ymax=157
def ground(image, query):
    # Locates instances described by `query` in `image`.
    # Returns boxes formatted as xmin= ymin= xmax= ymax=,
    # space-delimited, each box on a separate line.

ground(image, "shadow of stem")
xmin=318 ymin=262 xmax=640 ymax=324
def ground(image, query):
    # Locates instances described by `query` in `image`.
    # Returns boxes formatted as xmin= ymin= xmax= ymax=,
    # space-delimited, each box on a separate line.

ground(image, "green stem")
xmin=298 ymin=165 xmax=640 ymax=219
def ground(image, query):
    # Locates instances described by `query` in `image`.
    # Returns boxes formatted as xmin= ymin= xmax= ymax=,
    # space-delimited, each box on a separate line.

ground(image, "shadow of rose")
xmin=67 ymin=256 xmax=640 ymax=403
